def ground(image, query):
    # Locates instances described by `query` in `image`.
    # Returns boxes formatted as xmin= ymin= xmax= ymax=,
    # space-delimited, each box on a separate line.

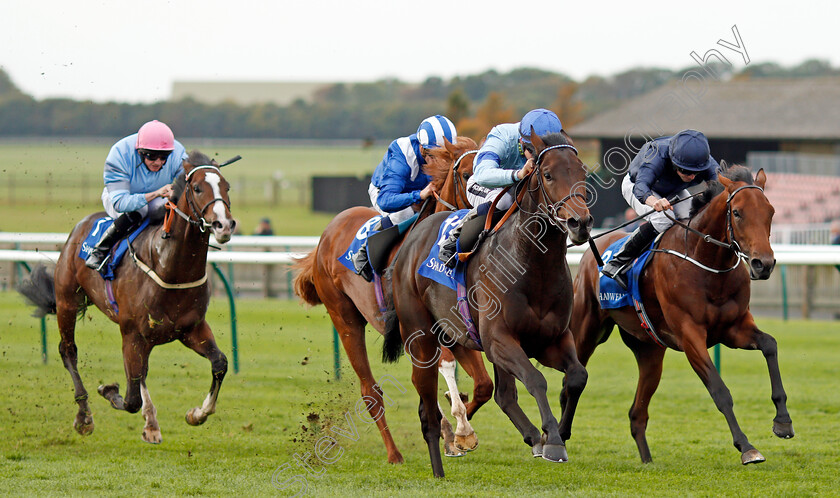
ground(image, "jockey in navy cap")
xmin=601 ymin=129 xmax=719 ymax=289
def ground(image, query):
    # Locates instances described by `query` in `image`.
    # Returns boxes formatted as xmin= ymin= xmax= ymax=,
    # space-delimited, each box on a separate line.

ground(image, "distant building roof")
xmin=171 ymin=81 xmax=333 ymax=106
xmin=570 ymin=77 xmax=840 ymax=141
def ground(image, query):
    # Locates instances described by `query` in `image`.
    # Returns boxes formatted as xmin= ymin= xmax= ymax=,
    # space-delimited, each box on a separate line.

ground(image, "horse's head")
xmin=718 ymin=167 xmax=775 ymax=280
xmin=182 ymin=151 xmax=236 ymax=244
xmin=423 ymin=136 xmax=478 ymax=211
xmin=528 ymin=130 xmax=593 ymax=245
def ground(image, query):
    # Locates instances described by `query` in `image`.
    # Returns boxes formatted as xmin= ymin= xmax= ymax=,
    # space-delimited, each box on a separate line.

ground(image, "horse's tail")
xmin=292 ymin=250 xmax=322 ymax=306
xmin=381 ymin=308 xmax=404 ymax=363
xmin=17 ymin=264 xmax=57 ymax=317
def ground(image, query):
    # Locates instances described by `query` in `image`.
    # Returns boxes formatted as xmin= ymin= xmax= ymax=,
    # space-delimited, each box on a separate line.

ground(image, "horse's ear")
xmin=754 ymin=168 xmax=767 ymax=189
xmin=719 ymin=159 xmax=728 ymax=171
xmin=530 ymin=126 xmax=546 ymax=150
xmin=719 ymin=174 xmax=733 ymax=188
xmin=443 ymin=137 xmax=456 ymax=156
xmin=182 ymin=159 xmax=195 ymax=175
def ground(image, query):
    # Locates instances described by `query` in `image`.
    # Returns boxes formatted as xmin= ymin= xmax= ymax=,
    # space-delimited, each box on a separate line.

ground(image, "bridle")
xmin=433 ymin=150 xmax=477 ymax=211
xmin=516 ymin=144 xmax=587 ymax=227
xmin=168 ymin=165 xmax=231 ymax=232
xmin=656 ymin=184 xmax=766 ymax=273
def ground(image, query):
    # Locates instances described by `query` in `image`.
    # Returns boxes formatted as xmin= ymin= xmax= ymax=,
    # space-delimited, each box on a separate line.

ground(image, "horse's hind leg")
xmin=618 ymin=328 xmax=666 ymax=463
xmin=55 ymin=300 xmax=94 ymax=435
xmin=180 ymin=320 xmax=227 ymax=427
xmin=98 ymin=330 xmax=156 ymax=441
xmin=325 ymin=301 xmax=404 ymax=464
xmin=405 ymin=326 xmax=446 ymax=477
xmin=682 ymin=329 xmax=764 ymax=465
xmin=438 ymin=349 xmax=477 ymax=452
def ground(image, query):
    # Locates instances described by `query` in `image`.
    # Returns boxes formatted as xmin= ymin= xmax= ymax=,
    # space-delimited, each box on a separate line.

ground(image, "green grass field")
xmin=1 ymin=291 xmax=838 ymax=496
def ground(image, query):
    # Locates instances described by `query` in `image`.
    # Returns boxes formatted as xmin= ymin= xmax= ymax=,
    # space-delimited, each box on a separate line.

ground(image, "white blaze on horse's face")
xmin=204 ymin=171 xmax=233 ymax=243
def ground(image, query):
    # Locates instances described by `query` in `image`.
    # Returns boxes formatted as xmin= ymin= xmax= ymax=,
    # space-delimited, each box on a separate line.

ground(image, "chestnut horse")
xmin=293 ymin=137 xmax=493 ymax=463
xmin=568 ymin=165 xmax=793 ymax=465
xmin=18 ymin=151 xmax=235 ymax=443
xmin=385 ymin=132 xmax=594 ymax=477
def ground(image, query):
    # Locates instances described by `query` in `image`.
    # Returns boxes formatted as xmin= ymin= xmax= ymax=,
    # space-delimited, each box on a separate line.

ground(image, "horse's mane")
xmin=689 ymin=164 xmax=754 ymax=217
xmin=422 ymin=136 xmax=479 ymax=191
xmin=541 ymin=132 xmax=572 ymax=147
xmin=187 ymin=149 xmax=214 ymax=167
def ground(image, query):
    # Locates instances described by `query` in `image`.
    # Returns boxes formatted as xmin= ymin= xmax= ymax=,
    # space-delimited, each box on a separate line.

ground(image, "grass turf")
xmin=0 ymin=291 xmax=837 ymax=496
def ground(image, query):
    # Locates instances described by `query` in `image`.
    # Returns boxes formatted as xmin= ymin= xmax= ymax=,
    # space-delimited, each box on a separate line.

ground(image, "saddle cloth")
xmin=78 ymin=217 xmax=151 ymax=280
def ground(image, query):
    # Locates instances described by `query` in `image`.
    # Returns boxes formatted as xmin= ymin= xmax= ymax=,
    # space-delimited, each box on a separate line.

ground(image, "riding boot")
xmin=351 ymin=241 xmax=374 ymax=282
xmin=600 ymin=222 xmax=658 ymax=290
xmin=85 ymin=211 xmax=143 ymax=273
xmin=440 ymin=206 xmax=482 ymax=268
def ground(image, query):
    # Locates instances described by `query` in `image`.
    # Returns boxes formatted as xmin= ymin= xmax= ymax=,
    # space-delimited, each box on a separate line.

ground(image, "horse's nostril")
xmin=212 ymin=221 xmax=223 ymax=230
xmin=750 ymin=258 xmax=764 ymax=272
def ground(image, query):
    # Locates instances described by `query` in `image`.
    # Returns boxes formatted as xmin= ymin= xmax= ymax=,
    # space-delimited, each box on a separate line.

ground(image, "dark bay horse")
xmin=18 ymin=151 xmax=235 ymax=443
xmin=568 ymin=165 xmax=793 ymax=465
xmin=293 ymin=137 xmax=493 ymax=463
xmin=385 ymin=132 xmax=594 ymax=477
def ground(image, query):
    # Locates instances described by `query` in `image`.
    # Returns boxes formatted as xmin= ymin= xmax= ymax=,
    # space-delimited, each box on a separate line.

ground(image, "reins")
xmin=433 ymin=149 xmax=478 ymax=211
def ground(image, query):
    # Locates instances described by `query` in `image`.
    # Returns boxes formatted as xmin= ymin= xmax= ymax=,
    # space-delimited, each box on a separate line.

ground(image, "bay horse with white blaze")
xmin=385 ymin=131 xmax=593 ymax=477
xmin=568 ymin=165 xmax=793 ymax=465
xmin=293 ymin=137 xmax=493 ymax=463
xmin=18 ymin=150 xmax=235 ymax=443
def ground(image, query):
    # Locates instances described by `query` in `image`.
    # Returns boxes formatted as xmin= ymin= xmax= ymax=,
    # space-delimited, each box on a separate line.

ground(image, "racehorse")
xmin=293 ymin=136 xmax=493 ymax=463
xmin=385 ymin=131 xmax=594 ymax=477
xmin=18 ymin=150 xmax=235 ymax=443
xmin=568 ymin=165 xmax=793 ymax=465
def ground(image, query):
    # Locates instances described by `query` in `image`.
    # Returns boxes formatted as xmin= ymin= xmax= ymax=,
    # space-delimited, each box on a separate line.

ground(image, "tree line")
xmin=1 ymin=60 xmax=837 ymax=141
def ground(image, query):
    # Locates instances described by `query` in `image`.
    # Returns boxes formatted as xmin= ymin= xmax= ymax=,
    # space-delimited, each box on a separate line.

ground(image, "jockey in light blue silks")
xmin=438 ymin=108 xmax=563 ymax=267
xmin=600 ymin=129 xmax=719 ymax=290
xmin=84 ymin=120 xmax=188 ymax=272
xmin=350 ymin=115 xmax=457 ymax=281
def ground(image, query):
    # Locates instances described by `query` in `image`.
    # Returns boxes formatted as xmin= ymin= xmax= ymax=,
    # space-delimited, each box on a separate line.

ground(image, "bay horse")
xmin=293 ymin=137 xmax=493 ymax=463
xmin=385 ymin=131 xmax=594 ymax=477
xmin=18 ymin=150 xmax=235 ymax=443
xmin=568 ymin=165 xmax=793 ymax=465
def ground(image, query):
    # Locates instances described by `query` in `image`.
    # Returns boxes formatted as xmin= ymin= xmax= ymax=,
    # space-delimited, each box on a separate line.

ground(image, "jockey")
xmin=351 ymin=115 xmax=457 ymax=281
xmin=438 ymin=108 xmax=563 ymax=267
xmin=601 ymin=129 xmax=719 ymax=289
xmin=84 ymin=120 xmax=188 ymax=272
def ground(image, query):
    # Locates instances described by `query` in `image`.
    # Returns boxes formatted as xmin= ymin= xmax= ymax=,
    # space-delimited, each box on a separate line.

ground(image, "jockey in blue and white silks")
xmin=85 ymin=120 xmax=188 ymax=273
xmin=351 ymin=115 xmax=458 ymax=281
xmin=438 ymin=108 xmax=564 ymax=267
xmin=600 ymin=129 xmax=719 ymax=290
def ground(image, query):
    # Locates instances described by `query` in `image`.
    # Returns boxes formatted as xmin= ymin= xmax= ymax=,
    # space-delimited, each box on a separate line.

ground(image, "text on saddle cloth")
xmin=78 ymin=217 xmax=151 ymax=280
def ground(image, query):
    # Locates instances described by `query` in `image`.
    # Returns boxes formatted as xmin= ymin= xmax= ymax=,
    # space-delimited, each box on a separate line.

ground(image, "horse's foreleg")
xmin=180 ymin=320 xmax=227 ymax=427
xmin=618 ymin=328 xmax=666 ymax=463
xmin=683 ymin=333 xmax=764 ymax=465
xmin=489 ymin=335 xmax=565 ymax=463
xmin=491 ymin=365 xmax=544 ymax=459
xmin=140 ymin=383 xmax=161 ymax=443
xmin=731 ymin=323 xmax=794 ymax=439
xmin=56 ymin=302 xmax=94 ymax=436
xmin=438 ymin=353 xmax=477 ymax=452
xmin=536 ymin=331 xmax=588 ymax=445
xmin=438 ymin=403 xmax=464 ymax=457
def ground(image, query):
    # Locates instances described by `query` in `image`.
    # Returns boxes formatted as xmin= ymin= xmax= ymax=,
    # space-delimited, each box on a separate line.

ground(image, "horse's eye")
xmin=193 ymin=185 xmax=201 ymax=193
xmin=462 ymin=173 xmax=470 ymax=180
xmin=543 ymin=172 xmax=551 ymax=180
xmin=225 ymin=185 xmax=231 ymax=192
xmin=733 ymin=209 xmax=741 ymax=219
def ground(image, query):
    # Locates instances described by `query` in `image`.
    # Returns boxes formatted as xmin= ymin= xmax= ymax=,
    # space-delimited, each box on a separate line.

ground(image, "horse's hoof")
xmin=741 ymin=449 xmax=765 ymax=465
xmin=541 ymin=443 xmax=568 ymax=463
xmin=773 ymin=421 xmax=795 ymax=439
xmin=185 ymin=408 xmax=206 ymax=426
xmin=97 ymin=383 xmax=119 ymax=398
xmin=142 ymin=428 xmax=162 ymax=444
xmin=454 ymin=432 xmax=478 ymax=452
xmin=531 ymin=443 xmax=544 ymax=458
xmin=444 ymin=442 xmax=466 ymax=458
xmin=387 ymin=451 xmax=404 ymax=464
xmin=74 ymin=417 xmax=94 ymax=436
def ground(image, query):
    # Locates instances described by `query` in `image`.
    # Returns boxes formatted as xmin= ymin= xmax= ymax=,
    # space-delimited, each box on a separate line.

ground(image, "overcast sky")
xmin=1 ymin=0 xmax=837 ymax=104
